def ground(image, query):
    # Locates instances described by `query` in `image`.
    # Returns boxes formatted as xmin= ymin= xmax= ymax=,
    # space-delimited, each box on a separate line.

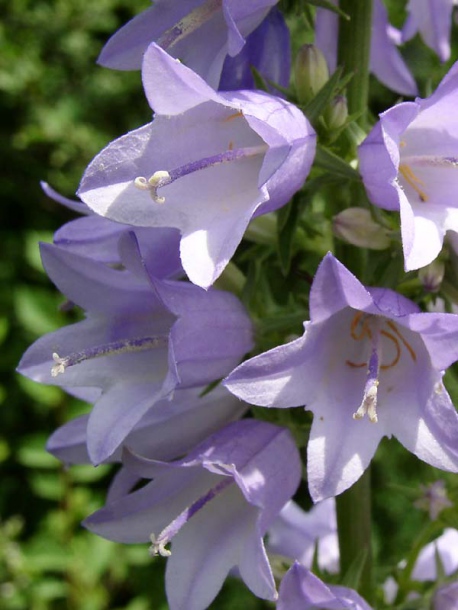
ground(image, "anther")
xmin=149 ymin=534 xmax=172 ymax=557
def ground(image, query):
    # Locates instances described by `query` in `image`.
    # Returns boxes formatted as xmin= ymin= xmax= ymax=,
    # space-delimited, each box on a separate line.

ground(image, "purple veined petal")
xmin=98 ymin=0 xmax=279 ymax=89
xmin=277 ymin=562 xmax=373 ymax=610
xmin=402 ymin=0 xmax=454 ymax=62
xmin=434 ymin=581 xmax=458 ymax=610
xmin=370 ymin=0 xmax=418 ymax=96
xmin=47 ymin=386 xmax=247 ymax=467
xmin=219 ymin=7 xmax=290 ymax=92
xmin=315 ymin=0 xmax=338 ymax=73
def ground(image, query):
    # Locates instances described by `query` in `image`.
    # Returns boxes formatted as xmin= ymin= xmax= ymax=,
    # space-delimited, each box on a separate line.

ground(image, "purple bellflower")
xmin=267 ymin=498 xmax=339 ymax=573
xmin=434 ymin=582 xmax=458 ymax=610
xmin=97 ymin=0 xmax=281 ymax=90
xmin=402 ymin=0 xmax=454 ymax=62
xmin=315 ymin=0 xmax=418 ymax=96
xmin=84 ymin=419 xmax=301 ymax=610
xmin=277 ymin=562 xmax=372 ymax=610
xmin=359 ymin=62 xmax=458 ymax=271
xmin=225 ymin=252 xmax=458 ymax=501
xmin=17 ymin=234 xmax=253 ymax=466
xmin=78 ymin=43 xmax=316 ymax=289
xmin=412 ymin=528 xmax=458 ymax=581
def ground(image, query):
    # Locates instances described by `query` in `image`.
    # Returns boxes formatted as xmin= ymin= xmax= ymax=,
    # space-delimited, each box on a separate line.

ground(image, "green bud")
xmin=418 ymin=260 xmax=445 ymax=293
xmin=324 ymin=95 xmax=348 ymax=131
xmin=332 ymin=208 xmax=390 ymax=250
xmin=294 ymin=44 xmax=329 ymax=105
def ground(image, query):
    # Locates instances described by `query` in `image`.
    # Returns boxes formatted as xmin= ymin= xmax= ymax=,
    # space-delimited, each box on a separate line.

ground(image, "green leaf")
xmin=340 ymin=548 xmax=368 ymax=590
xmin=305 ymin=0 xmax=349 ymax=19
xmin=277 ymin=198 xmax=300 ymax=275
xmin=303 ymin=68 xmax=354 ymax=125
xmin=314 ymin=145 xmax=360 ymax=180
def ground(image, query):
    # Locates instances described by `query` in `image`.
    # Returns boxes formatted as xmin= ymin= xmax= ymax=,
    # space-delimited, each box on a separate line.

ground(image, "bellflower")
xmin=402 ymin=0 xmax=454 ymax=62
xmin=434 ymin=582 xmax=458 ymax=610
xmin=97 ymin=0 xmax=279 ymax=89
xmin=315 ymin=0 xmax=418 ymax=96
xmin=359 ymin=62 xmax=458 ymax=271
xmin=277 ymin=562 xmax=372 ymax=610
xmin=267 ymin=498 xmax=339 ymax=573
xmin=17 ymin=235 xmax=253 ymax=465
xmin=84 ymin=419 xmax=301 ymax=610
xmin=78 ymin=43 xmax=316 ymax=288
xmin=225 ymin=252 xmax=458 ymax=501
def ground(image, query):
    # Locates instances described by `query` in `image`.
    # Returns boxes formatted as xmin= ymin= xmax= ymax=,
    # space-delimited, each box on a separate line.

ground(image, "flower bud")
xmin=418 ymin=259 xmax=445 ymax=293
xmin=323 ymin=95 xmax=348 ymax=131
xmin=332 ymin=208 xmax=390 ymax=250
xmin=294 ymin=44 xmax=329 ymax=104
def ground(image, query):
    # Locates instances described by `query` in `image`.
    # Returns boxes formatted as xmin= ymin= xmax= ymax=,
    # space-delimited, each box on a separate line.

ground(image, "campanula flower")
xmin=315 ymin=0 xmax=417 ymax=96
xmin=97 ymin=0 xmax=280 ymax=89
xmin=78 ymin=43 xmax=315 ymax=288
xmin=84 ymin=419 xmax=301 ymax=610
xmin=17 ymin=234 xmax=253 ymax=465
xmin=402 ymin=0 xmax=454 ymax=62
xmin=359 ymin=62 xmax=458 ymax=270
xmin=225 ymin=253 xmax=458 ymax=501
xmin=277 ymin=562 xmax=372 ymax=610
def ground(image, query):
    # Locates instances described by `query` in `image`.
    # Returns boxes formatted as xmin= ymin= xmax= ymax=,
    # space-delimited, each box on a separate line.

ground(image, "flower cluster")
xmin=18 ymin=1 xmax=458 ymax=609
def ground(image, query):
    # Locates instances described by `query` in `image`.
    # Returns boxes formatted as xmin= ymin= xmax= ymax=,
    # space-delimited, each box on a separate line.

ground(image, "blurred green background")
xmin=1 ymin=1 xmax=458 ymax=608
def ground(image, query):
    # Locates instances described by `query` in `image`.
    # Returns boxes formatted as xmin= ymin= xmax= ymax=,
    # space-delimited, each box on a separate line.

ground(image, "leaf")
xmin=340 ymin=549 xmax=368 ymax=590
xmin=314 ymin=145 xmax=360 ymax=180
xmin=303 ymin=68 xmax=354 ymax=125
xmin=305 ymin=0 xmax=350 ymax=19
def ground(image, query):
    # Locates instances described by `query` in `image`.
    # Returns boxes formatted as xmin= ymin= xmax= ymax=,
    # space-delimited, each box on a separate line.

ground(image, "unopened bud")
xmin=418 ymin=260 xmax=445 ymax=293
xmin=294 ymin=44 xmax=329 ymax=104
xmin=333 ymin=208 xmax=390 ymax=250
xmin=324 ymin=95 xmax=348 ymax=131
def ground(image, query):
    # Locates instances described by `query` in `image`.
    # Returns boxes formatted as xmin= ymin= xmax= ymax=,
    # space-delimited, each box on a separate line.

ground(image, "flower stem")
xmin=337 ymin=0 xmax=373 ymax=127
xmin=336 ymin=466 xmax=373 ymax=602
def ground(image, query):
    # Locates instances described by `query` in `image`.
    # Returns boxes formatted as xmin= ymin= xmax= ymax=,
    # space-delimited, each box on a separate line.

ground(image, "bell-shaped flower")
xmin=78 ymin=43 xmax=316 ymax=288
xmin=84 ymin=419 xmax=301 ymax=610
xmin=277 ymin=562 xmax=372 ymax=610
xmin=17 ymin=234 xmax=253 ymax=466
xmin=97 ymin=0 xmax=281 ymax=90
xmin=402 ymin=0 xmax=454 ymax=62
xmin=359 ymin=62 xmax=458 ymax=270
xmin=225 ymin=253 xmax=458 ymax=501
xmin=267 ymin=498 xmax=339 ymax=573
xmin=315 ymin=0 xmax=418 ymax=96
xmin=434 ymin=582 xmax=458 ymax=610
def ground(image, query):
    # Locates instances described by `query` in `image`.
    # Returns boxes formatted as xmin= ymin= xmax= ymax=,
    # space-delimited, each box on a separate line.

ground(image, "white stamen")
xmin=134 ymin=171 xmax=171 ymax=203
xmin=149 ymin=533 xmax=171 ymax=557
xmin=353 ymin=380 xmax=379 ymax=423
xmin=51 ymin=352 xmax=67 ymax=377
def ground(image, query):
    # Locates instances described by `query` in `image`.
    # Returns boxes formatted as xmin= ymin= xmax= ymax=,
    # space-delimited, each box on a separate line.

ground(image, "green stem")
xmin=336 ymin=466 xmax=373 ymax=602
xmin=337 ymin=0 xmax=373 ymax=127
